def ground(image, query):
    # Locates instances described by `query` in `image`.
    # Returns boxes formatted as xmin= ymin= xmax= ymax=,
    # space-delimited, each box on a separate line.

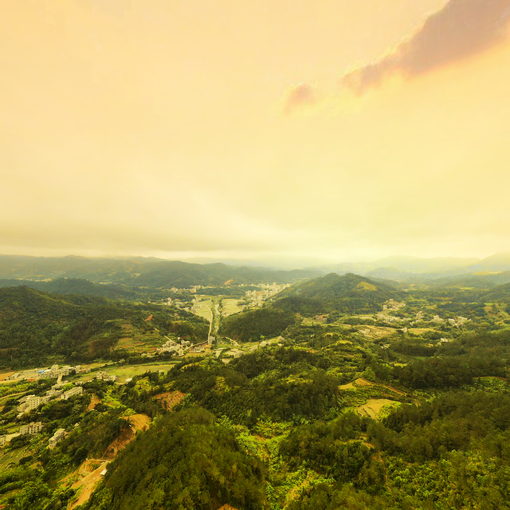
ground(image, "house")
xmin=61 ymin=386 xmax=84 ymax=400
xmin=49 ymin=428 xmax=67 ymax=448
xmin=95 ymin=371 xmax=117 ymax=382
xmin=17 ymin=395 xmax=50 ymax=415
xmin=19 ymin=422 xmax=43 ymax=435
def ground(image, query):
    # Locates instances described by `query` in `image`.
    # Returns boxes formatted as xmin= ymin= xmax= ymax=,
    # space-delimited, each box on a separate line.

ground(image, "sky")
xmin=1 ymin=0 xmax=510 ymax=265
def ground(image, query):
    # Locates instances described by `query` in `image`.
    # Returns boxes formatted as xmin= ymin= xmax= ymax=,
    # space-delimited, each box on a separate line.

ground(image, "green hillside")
xmin=220 ymin=273 xmax=399 ymax=341
xmin=0 ymin=286 xmax=208 ymax=368
xmin=0 ymin=278 xmax=146 ymax=300
xmin=480 ymin=282 xmax=510 ymax=303
xmin=274 ymin=273 xmax=399 ymax=314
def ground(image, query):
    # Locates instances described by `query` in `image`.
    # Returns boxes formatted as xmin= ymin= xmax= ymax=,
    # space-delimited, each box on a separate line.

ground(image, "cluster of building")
xmin=245 ymin=283 xmax=288 ymax=308
xmin=95 ymin=371 xmax=117 ymax=382
xmin=0 ymin=421 xmax=69 ymax=449
xmin=157 ymin=338 xmax=208 ymax=356
xmin=19 ymin=421 xmax=43 ymax=435
xmin=17 ymin=384 xmax=84 ymax=416
xmin=0 ymin=421 xmax=44 ymax=447
xmin=157 ymin=338 xmax=193 ymax=356
xmin=6 ymin=364 xmax=88 ymax=382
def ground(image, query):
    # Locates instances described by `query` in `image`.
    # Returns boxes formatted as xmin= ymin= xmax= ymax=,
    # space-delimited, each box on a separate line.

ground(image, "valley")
xmin=0 ymin=261 xmax=510 ymax=509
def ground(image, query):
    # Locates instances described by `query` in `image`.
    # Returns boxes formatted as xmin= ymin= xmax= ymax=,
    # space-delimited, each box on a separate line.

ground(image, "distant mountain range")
xmin=2 ymin=253 xmax=510 ymax=289
xmin=0 ymin=255 xmax=319 ymax=288
xmin=312 ymin=254 xmax=510 ymax=284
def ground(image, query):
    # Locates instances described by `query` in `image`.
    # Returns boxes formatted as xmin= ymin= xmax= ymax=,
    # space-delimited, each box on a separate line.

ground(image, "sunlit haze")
xmin=2 ymin=0 xmax=510 ymax=265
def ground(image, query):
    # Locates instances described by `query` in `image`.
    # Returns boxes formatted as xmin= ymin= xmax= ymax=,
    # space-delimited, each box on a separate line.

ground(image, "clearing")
xmin=153 ymin=391 xmax=185 ymax=411
xmin=66 ymin=413 xmax=151 ymax=509
xmin=356 ymin=399 xmax=400 ymax=419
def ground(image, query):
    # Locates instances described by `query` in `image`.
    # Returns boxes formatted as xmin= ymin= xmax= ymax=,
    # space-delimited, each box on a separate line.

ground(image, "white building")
xmin=60 ymin=386 xmax=84 ymax=400
xmin=19 ymin=422 xmax=43 ymax=435
xmin=49 ymin=428 xmax=67 ymax=449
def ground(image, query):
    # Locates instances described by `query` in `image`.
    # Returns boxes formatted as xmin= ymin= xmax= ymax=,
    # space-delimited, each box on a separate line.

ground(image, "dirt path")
xmin=86 ymin=394 xmax=101 ymax=411
xmin=66 ymin=413 xmax=151 ymax=509
xmin=68 ymin=459 xmax=109 ymax=510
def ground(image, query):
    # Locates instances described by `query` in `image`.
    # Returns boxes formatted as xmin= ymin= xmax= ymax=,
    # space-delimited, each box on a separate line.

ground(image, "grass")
xmin=192 ymin=297 xmax=213 ymax=321
xmin=356 ymin=399 xmax=400 ymax=419
xmin=96 ymin=362 xmax=179 ymax=382
xmin=222 ymin=298 xmax=243 ymax=317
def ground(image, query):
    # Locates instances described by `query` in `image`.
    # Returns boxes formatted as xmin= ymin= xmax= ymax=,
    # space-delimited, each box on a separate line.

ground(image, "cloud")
xmin=283 ymin=84 xmax=317 ymax=114
xmin=343 ymin=0 xmax=510 ymax=93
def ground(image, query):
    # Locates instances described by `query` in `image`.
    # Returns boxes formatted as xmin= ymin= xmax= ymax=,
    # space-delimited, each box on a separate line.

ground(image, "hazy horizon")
xmin=2 ymin=0 xmax=510 ymax=261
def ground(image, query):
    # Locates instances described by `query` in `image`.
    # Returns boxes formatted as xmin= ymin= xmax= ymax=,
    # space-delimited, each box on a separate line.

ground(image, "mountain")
xmin=0 ymin=255 xmax=319 ymax=287
xmin=467 ymin=253 xmax=510 ymax=273
xmin=273 ymin=273 xmax=400 ymax=315
xmin=430 ymin=271 xmax=510 ymax=289
xmin=311 ymin=255 xmax=510 ymax=283
xmin=220 ymin=273 xmax=399 ymax=342
xmin=0 ymin=278 xmax=144 ymax=300
xmin=312 ymin=256 xmax=477 ymax=280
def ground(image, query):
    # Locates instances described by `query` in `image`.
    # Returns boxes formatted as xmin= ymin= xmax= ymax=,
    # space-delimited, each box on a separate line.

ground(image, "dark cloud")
xmin=343 ymin=0 xmax=510 ymax=93
xmin=283 ymin=84 xmax=317 ymax=114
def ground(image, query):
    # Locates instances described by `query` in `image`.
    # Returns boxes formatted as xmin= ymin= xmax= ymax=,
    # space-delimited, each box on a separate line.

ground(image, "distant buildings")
xmin=5 ymin=364 xmax=86 ymax=383
xmin=17 ymin=384 xmax=84 ymax=416
xmin=95 ymin=371 xmax=117 ymax=382
xmin=157 ymin=338 xmax=191 ymax=356
xmin=19 ymin=421 xmax=43 ymax=435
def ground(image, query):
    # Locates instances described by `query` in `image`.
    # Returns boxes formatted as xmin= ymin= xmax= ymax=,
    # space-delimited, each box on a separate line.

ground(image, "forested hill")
xmin=273 ymin=273 xmax=400 ymax=314
xmin=0 ymin=278 xmax=143 ymax=300
xmin=480 ymin=282 xmax=510 ymax=303
xmin=0 ymin=286 xmax=208 ymax=368
xmin=221 ymin=273 xmax=400 ymax=341
xmin=0 ymin=255 xmax=319 ymax=287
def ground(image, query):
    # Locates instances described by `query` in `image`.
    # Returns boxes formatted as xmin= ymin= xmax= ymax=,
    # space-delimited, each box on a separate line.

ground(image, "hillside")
xmin=431 ymin=271 xmax=510 ymax=289
xmin=0 ymin=287 xmax=208 ymax=368
xmin=273 ymin=273 xmax=399 ymax=315
xmin=220 ymin=273 xmax=400 ymax=341
xmin=480 ymin=283 xmax=510 ymax=303
xmin=0 ymin=278 xmax=146 ymax=300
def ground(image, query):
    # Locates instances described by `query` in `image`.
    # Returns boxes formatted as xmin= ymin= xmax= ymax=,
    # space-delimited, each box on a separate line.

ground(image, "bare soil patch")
xmin=356 ymin=399 xmax=399 ymax=419
xmin=66 ymin=413 xmax=151 ymax=509
xmin=153 ymin=391 xmax=185 ymax=411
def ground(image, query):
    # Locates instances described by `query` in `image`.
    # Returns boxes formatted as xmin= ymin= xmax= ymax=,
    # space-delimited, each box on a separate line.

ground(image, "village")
xmin=0 ymin=364 xmax=117 ymax=450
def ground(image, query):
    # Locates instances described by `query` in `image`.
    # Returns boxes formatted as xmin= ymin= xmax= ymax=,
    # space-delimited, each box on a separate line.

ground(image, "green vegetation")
xmin=85 ymin=408 xmax=267 ymax=510
xmin=2 ymin=266 xmax=510 ymax=509
xmin=221 ymin=308 xmax=295 ymax=342
xmin=0 ymin=286 xmax=208 ymax=368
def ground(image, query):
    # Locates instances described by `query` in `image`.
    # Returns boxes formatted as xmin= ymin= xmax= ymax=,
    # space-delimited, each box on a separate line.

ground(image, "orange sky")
xmin=1 ymin=0 xmax=509 ymax=264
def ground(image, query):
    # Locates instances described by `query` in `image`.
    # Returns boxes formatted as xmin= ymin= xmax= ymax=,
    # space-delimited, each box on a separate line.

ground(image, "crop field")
xmin=221 ymin=298 xmax=243 ymax=316
xmin=192 ymin=298 xmax=213 ymax=321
